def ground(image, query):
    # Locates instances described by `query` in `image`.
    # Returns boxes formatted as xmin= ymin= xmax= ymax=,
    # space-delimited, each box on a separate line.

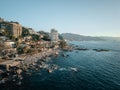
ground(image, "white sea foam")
xmin=59 ymin=68 xmax=67 ymax=71
xmin=59 ymin=67 xmax=78 ymax=72
xmin=70 ymin=67 xmax=78 ymax=72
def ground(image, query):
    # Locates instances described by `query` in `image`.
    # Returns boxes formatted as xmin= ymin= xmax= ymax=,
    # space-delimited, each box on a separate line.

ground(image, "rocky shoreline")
xmin=0 ymin=44 xmax=111 ymax=85
xmin=0 ymin=48 xmax=60 ymax=85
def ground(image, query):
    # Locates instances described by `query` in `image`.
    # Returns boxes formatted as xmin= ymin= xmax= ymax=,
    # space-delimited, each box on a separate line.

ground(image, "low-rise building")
xmin=0 ymin=18 xmax=22 ymax=38
xmin=0 ymin=36 xmax=8 ymax=41
xmin=9 ymin=22 xmax=22 ymax=38
xmin=24 ymin=36 xmax=32 ymax=41
xmin=27 ymin=28 xmax=38 ymax=35
xmin=4 ymin=40 xmax=15 ymax=48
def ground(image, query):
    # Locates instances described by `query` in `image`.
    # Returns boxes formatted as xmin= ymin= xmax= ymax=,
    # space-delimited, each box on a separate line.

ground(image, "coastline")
xmin=0 ymin=48 xmax=61 ymax=84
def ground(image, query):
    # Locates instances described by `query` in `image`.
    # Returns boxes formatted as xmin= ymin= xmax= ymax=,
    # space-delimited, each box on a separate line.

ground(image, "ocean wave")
xmin=59 ymin=68 xmax=67 ymax=71
xmin=59 ymin=67 xmax=79 ymax=72
xmin=69 ymin=67 xmax=78 ymax=72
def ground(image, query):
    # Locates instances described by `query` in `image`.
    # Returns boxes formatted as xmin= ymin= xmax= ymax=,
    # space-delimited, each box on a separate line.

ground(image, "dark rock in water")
xmin=16 ymin=81 xmax=22 ymax=86
xmin=66 ymin=55 xmax=69 ymax=57
xmin=61 ymin=54 xmax=65 ymax=57
xmin=47 ymin=69 xmax=53 ymax=73
xmin=93 ymin=49 xmax=110 ymax=52
xmin=61 ymin=54 xmax=69 ymax=58
xmin=75 ymin=48 xmax=89 ymax=51
xmin=0 ymin=78 xmax=8 ymax=84
xmin=1 ymin=72 xmax=8 ymax=78
xmin=75 ymin=51 xmax=79 ymax=53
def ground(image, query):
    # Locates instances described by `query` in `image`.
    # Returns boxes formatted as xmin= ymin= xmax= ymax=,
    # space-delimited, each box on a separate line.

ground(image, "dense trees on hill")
xmin=37 ymin=31 xmax=48 ymax=34
xmin=22 ymin=27 xmax=30 ymax=37
xmin=31 ymin=34 xmax=39 ymax=41
xmin=37 ymin=31 xmax=51 ymax=41
xmin=59 ymin=40 xmax=67 ymax=48
xmin=58 ymin=34 xmax=64 ymax=40
xmin=61 ymin=33 xmax=104 ymax=41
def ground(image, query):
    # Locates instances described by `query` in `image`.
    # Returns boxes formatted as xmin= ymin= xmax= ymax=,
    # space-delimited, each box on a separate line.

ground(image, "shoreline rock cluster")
xmin=69 ymin=44 xmax=110 ymax=52
xmin=0 ymin=49 xmax=60 ymax=85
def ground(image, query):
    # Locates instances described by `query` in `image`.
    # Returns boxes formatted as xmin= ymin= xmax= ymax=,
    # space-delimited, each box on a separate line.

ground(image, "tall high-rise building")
xmin=0 ymin=17 xmax=4 ymax=22
xmin=50 ymin=29 xmax=58 ymax=41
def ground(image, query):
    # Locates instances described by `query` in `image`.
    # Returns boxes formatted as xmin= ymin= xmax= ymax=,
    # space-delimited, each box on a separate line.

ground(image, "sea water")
xmin=0 ymin=41 xmax=120 ymax=90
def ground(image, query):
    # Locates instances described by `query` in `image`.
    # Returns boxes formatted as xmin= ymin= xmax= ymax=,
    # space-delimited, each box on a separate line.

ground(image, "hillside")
xmin=61 ymin=33 xmax=104 ymax=41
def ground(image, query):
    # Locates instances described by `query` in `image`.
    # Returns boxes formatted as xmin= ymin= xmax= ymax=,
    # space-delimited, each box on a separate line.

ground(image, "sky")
xmin=0 ymin=0 xmax=120 ymax=37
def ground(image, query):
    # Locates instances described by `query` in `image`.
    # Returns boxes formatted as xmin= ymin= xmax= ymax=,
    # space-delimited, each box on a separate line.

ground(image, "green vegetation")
xmin=31 ymin=34 xmax=39 ymax=41
xmin=0 ymin=18 xmax=69 ymax=59
xmin=58 ymin=34 xmax=64 ymax=40
xmin=59 ymin=40 xmax=67 ymax=48
xmin=22 ymin=27 xmax=30 ymax=37
xmin=38 ymin=31 xmax=50 ymax=41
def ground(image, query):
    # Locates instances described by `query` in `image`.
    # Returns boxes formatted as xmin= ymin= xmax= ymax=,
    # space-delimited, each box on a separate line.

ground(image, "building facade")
xmin=28 ymin=28 xmax=38 ymax=35
xmin=0 ymin=19 xmax=22 ymax=38
xmin=9 ymin=22 xmax=22 ymax=38
xmin=0 ymin=17 xmax=4 ymax=22
xmin=50 ymin=29 xmax=58 ymax=41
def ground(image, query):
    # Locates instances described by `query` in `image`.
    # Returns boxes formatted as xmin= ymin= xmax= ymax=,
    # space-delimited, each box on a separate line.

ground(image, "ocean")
xmin=1 ymin=41 xmax=120 ymax=90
